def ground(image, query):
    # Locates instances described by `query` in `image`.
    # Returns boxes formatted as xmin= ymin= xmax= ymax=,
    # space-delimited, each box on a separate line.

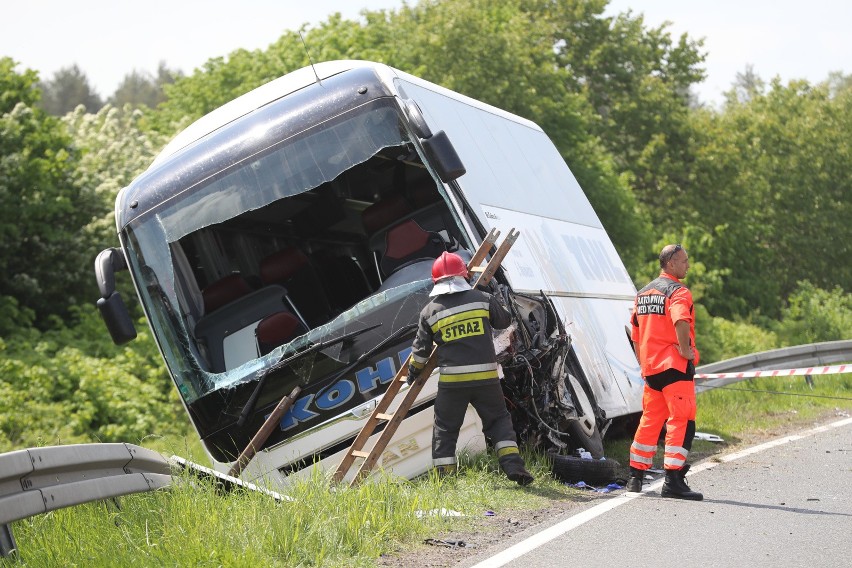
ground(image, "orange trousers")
xmin=629 ymin=378 xmax=696 ymax=471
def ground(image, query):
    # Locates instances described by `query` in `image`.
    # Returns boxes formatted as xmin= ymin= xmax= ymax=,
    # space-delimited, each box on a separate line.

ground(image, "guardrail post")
xmin=0 ymin=523 xmax=16 ymax=558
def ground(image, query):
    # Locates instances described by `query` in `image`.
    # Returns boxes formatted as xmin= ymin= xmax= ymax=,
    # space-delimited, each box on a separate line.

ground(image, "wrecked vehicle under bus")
xmin=96 ymin=63 xmax=631 ymax=487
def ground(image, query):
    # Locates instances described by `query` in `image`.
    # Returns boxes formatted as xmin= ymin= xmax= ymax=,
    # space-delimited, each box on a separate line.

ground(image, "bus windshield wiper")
xmin=236 ymin=322 xmax=383 ymax=427
xmin=313 ymin=323 xmax=418 ymax=400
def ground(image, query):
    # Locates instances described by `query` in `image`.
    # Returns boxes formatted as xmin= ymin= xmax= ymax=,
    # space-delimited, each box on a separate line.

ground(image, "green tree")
xmin=154 ymin=42 xmax=301 ymax=131
xmin=0 ymin=58 xmax=99 ymax=326
xmin=696 ymin=305 xmax=779 ymax=364
xmin=826 ymin=71 xmax=852 ymax=97
xmin=63 ymin=103 xmax=169 ymax=308
xmin=110 ymin=69 xmax=162 ymax=108
xmin=552 ymin=5 xmax=706 ymax=224
xmin=110 ymin=62 xmax=183 ymax=108
xmin=315 ymin=2 xmax=659 ymax=270
xmin=760 ymin=81 xmax=851 ymax=297
xmin=689 ymin=79 xmax=852 ymax=318
xmin=1 ymin=57 xmax=41 ymax=111
xmin=726 ymin=64 xmax=766 ymax=105
xmin=666 ymin=105 xmax=781 ymax=318
xmin=775 ymin=281 xmax=852 ymax=345
xmin=38 ymin=64 xmax=103 ymax=115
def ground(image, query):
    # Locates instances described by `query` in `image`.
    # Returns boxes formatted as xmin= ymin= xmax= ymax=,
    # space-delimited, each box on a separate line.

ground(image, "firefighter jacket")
xmin=630 ymin=271 xmax=700 ymax=377
xmin=410 ymin=288 xmax=511 ymax=388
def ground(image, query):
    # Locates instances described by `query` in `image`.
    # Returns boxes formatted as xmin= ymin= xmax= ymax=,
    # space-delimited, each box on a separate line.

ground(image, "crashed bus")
xmin=95 ymin=60 xmax=644 ymax=487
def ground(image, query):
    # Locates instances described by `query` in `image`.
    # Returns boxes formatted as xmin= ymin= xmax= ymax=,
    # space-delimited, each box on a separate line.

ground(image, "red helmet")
xmin=431 ymin=251 xmax=468 ymax=283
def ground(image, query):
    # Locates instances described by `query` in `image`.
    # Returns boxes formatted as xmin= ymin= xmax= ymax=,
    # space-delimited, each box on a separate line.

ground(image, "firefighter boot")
xmin=433 ymin=464 xmax=457 ymax=479
xmin=501 ymin=455 xmax=534 ymax=486
xmin=661 ymin=465 xmax=703 ymax=501
xmin=626 ymin=467 xmax=645 ymax=493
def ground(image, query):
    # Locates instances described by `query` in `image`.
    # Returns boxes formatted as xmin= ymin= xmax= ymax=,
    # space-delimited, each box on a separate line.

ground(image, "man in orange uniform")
xmin=626 ymin=244 xmax=703 ymax=500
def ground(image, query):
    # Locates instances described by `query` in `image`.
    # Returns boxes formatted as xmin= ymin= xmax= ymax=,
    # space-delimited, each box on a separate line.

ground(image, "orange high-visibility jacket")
xmin=630 ymin=271 xmax=699 ymax=377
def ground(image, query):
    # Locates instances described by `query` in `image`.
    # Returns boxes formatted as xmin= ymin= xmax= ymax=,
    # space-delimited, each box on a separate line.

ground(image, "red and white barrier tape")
xmin=696 ymin=364 xmax=849 ymax=380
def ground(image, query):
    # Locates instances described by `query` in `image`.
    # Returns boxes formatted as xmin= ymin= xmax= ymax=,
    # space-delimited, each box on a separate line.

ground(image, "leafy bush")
xmin=0 ymin=317 xmax=185 ymax=452
xmin=775 ymin=281 xmax=852 ymax=345
xmin=0 ymin=294 xmax=35 ymax=337
xmin=696 ymin=282 xmax=851 ymax=366
xmin=696 ymin=304 xmax=779 ymax=364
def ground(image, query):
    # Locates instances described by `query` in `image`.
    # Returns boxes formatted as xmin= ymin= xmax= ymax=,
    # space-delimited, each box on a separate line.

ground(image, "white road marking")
xmin=469 ymin=416 xmax=852 ymax=568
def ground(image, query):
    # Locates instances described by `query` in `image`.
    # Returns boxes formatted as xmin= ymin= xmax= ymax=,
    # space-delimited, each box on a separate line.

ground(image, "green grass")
xmin=4 ymin=372 xmax=850 ymax=566
xmin=2 ymin=450 xmax=577 ymax=567
xmin=695 ymin=372 xmax=852 ymax=441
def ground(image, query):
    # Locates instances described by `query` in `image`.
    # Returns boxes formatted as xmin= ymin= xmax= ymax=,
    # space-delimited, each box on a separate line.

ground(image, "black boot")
xmin=661 ymin=465 xmax=703 ymax=501
xmin=501 ymin=455 xmax=534 ymax=486
xmin=626 ymin=467 xmax=645 ymax=493
xmin=506 ymin=466 xmax=535 ymax=486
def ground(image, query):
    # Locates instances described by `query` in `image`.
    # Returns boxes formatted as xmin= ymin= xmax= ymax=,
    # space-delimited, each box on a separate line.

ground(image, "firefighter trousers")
xmin=629 ymin=369 xmax=696 ymax=471
xmin=432 ymin=382 xmax=526 ymax=474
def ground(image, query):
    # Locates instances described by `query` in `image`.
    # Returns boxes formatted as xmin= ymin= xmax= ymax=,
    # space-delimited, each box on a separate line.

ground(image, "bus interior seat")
xmin=359 ymin=179 xmax=443 ymax=237
xmin=310 ymin=250 xmax=372 ymax=313
xmin=194 ymin=285 xmax=292 ymax=372
xmin=256 ymin=311 xmax=305 ymax=356
xmin=361 ymin=193 xmax=413 ymax=235
xmin=259 ymin=246 xmax=331 ymax=328
xmin=379 ymin=219 xmax=447 ymax=278
xmin=375 ymin=243 xmax=473 ymax=294
xmin=201 ymin=273 xmax=252 ymax=314
xmin=361 ymin=182 xmax=454 ymax=285
xmin=407 ymin=176 xmax=442 ymax=208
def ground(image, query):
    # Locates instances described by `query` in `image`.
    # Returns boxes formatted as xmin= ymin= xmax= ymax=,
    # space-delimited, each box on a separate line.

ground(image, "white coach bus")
xmin=95 ymin=61 xmax=643 ymax=487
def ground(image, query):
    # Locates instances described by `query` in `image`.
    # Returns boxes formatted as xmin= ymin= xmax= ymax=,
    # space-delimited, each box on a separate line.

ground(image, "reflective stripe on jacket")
xmin=411 ymin=288 xmax=511 ymax=388
xmin=630 ymin=272 xmax=699 ymax=376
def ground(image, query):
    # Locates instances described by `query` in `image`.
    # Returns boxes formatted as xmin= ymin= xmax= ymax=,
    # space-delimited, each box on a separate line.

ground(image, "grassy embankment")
xmin=4 ymin=371 xmax=850 ymax=567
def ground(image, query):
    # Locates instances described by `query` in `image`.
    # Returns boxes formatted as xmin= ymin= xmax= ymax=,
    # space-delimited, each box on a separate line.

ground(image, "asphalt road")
xmin=462 ymin=416 xmax=852 ymax=568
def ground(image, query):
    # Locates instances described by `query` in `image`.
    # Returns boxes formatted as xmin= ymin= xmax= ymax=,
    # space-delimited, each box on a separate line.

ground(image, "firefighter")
xmin=627 ymin=244 xmax=703 ymax=500
xmin=409 ymin=251 xmax=534 ymax=486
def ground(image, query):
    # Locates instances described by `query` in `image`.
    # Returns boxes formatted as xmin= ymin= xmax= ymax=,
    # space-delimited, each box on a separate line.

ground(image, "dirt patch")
xmin=377 ymin=494 xmax=606 ymax=568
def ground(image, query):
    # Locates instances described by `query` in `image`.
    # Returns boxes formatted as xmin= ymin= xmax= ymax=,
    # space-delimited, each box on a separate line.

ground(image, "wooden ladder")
xmin=332 ymin=227 xmax=520 ymax=486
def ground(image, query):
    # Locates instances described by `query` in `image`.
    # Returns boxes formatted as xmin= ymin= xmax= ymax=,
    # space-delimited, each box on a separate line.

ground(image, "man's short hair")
xmin=659 ymin=244 xmax=683 ymax=268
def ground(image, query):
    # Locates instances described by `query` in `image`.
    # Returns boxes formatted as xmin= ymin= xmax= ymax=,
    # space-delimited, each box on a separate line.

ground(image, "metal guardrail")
xmin=0 ymin=443 xmax=295 ymax=558
xmin=169 ymin=455 xmax=290 ymax=502
xmin=0 ymin=443 xmax=172 ymax=557
xmin=695 ymin=340 xmax=852 ymax=393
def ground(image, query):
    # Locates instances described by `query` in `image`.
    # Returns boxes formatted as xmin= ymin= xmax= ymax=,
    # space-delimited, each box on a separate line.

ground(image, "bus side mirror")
xmin=421 ymin=130 xmax=466 ymax=183
xmin=97 ymin=292 xmax=137 ymax=345
xmin=95 ymin=248 xmax=137 ymax=345
xmin=402 ymin=99 xmax=433 ymax=139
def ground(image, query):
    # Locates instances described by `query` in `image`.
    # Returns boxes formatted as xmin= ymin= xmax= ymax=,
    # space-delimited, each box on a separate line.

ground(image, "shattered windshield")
xmin=154 ymin=106 xmax=407 ymax=244
xmin=123 ymin=98 xmax=470 ymax=407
